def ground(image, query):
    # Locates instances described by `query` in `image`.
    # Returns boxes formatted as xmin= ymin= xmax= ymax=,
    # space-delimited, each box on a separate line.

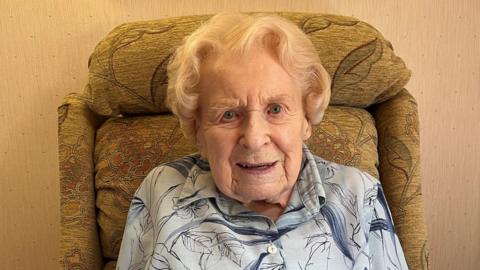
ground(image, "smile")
xmin=236 ymin=161 xmax=278 ymax=170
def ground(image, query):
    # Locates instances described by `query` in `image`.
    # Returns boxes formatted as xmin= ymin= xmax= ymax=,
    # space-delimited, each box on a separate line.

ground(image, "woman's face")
xmin=195 ymin=48 xmax=311 ymax=206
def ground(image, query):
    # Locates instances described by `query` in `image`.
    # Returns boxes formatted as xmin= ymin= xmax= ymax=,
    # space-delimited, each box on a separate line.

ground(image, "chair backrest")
xmin=84 ymin=12 xmax=410 ymax=116
xmin=59 ymin=12 xmax=429 ymax=270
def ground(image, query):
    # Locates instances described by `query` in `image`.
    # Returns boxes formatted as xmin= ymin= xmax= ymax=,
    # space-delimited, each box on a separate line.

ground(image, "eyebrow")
xmin=263 ymin=94 xmax=294 ymax=104
xmin=208 ymin=93 xmax=295 ymax=109
xmin=209 ymin=99 xmax=240 ymax=110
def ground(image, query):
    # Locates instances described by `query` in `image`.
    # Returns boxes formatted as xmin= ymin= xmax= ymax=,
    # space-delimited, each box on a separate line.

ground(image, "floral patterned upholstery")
xmin=58 ymin=12 xmax=429 ymax=270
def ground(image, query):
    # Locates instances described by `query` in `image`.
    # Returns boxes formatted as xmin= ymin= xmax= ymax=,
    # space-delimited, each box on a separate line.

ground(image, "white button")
xmin=267 ymin=244 xmax=278 ymax=254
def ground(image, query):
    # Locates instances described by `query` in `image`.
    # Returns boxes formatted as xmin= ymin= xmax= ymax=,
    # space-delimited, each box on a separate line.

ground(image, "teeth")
xmin=238 ymin=162 xmax=275 ymax=169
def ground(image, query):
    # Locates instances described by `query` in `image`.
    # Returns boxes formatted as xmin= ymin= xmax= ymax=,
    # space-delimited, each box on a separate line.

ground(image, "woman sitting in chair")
xmin=117 ymin=12 xmax=408 ymax=270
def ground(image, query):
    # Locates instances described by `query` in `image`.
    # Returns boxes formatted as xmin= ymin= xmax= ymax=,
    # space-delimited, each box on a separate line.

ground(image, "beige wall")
xmin=1 ymin=1 xmax=478 ymax=269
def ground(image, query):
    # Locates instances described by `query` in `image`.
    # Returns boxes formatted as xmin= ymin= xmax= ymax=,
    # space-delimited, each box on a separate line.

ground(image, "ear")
xmin=304 ymin=91 xmax=326 ymax=124
xmin=301 ymin=115 xmax=312 ymax=141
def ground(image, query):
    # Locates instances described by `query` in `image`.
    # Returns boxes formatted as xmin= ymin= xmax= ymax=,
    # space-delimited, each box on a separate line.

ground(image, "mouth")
xmin=236 ymin=161 xmax=278 ymax=172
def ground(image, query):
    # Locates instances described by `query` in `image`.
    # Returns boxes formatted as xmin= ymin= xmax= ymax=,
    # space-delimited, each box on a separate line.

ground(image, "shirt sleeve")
xmin=116 ymin=183 xmax=154 ymax=270
xmin=367 ymin=183 xmax=409 ymax=270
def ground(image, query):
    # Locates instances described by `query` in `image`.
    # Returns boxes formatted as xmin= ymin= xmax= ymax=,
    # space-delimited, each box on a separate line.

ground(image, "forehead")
xmin=198 ymin=49 xmax=300 ymax=105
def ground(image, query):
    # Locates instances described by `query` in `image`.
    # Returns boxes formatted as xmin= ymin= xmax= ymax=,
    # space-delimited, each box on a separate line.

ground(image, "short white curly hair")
xmin=166 ymin=12 xmax=331 ymax=141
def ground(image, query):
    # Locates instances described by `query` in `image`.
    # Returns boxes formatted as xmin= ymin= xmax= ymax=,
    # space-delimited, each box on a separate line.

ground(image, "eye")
xmin=268 ymin=103 xmax=283 ymax=115
xmin=221 ymin=111 xmax=237 ymax=122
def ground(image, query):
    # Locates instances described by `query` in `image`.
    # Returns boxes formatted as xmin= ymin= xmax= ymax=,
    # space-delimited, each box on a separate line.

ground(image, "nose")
xmin=239 ymin=110 xmax=271 ymax=150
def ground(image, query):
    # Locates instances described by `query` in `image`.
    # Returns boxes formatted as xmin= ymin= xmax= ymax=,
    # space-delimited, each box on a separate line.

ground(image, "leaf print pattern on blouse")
xmin=116 ymin=146 xmax=409 ymax=270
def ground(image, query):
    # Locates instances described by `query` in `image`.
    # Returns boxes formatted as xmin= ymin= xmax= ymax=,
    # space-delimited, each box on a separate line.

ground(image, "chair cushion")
xmin=86 ymin=12 xmax=410 ymax=116
xmin=307 ymin=106 xmax=379 ymax=179
xmin=93 ymin=106 xmax=378 ymax=259
xmin=94 ymin=115 xmax=196 ymax=259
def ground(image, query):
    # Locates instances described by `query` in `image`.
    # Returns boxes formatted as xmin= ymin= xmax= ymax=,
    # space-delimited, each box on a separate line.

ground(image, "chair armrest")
xmin=370 ymin=89 xmax=430 ymax=270
xmin=58 ymin=93 xmax=104 ymax=270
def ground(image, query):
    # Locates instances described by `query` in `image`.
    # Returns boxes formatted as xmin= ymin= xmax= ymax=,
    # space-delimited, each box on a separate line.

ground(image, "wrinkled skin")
xmin=195 ymin=47 xmax=312 ymax=220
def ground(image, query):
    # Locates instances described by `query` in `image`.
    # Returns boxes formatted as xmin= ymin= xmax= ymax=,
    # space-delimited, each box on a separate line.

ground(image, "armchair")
xmin=58 ymin=12 xmax=429 ymax=269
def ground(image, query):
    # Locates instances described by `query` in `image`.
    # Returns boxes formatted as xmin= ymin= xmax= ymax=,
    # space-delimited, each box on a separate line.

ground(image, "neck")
xmin=244 ymin=201 xmax=285 ymax=221
xmin=240 ymin=187 xmax=293 ymax=221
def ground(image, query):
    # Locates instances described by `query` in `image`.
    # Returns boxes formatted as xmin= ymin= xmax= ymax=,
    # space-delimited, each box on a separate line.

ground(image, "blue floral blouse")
xmin=117 ymin=145 xmax=408 ymax=269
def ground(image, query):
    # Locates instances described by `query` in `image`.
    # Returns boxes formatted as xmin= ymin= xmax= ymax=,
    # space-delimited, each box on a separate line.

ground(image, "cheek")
xmin=201 ymin=129 xmax=237 ymax=175
xmin=274 ymin=123 xmax=305 ymax=152
xmin=273 ymin=125 xmax=305 ymax=179
xmin=203 ymin=130 xmax=239 ymax=194
xmin=198 ymin=127 xmax=231 ymax=157
xmin=202 ymin=130 xmax=236 ymax=159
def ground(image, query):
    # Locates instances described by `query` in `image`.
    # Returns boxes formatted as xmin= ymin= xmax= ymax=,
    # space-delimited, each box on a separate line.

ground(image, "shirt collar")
xmin=174 ymin=159 xmax=217 ymax=208
xmin=174 ymin=144 xmax=326 ymax=215
xmin=295 ymin=144 xmax=327 ymax=214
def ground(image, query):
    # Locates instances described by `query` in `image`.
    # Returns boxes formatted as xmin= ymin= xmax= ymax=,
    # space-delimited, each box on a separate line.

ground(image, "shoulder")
xmin=314 ymin=155 xmax=379 ymax=188
xmin=312 ymin=155 xmax=381 ymax=209
xmin=134 ymin=154 xmax=205 ymax=207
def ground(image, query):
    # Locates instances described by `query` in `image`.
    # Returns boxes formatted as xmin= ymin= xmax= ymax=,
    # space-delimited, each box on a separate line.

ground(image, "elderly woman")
xmin=117 ymin=12 xmax=408 ymax=269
